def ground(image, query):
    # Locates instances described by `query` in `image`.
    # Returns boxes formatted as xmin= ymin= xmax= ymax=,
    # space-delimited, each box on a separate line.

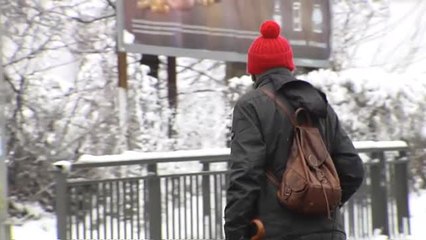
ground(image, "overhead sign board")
xmin=117 ymin=0 xmax=331 ymax=68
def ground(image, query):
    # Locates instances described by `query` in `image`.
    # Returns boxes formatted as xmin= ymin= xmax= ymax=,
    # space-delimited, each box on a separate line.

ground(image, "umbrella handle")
xmin=250 ymin=219 xmax=265 ymax=240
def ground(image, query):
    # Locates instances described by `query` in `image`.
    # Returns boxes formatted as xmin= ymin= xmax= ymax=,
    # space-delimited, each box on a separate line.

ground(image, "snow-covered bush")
xmin=299 ymin=69 xmax=426 ymax=142
xmin=300 ymin=68 xmax=426 ymax=188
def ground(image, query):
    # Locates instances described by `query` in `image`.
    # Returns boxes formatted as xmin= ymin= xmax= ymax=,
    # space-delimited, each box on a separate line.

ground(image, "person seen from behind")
xmin=224 ymin=20 xmax=365 ymax=240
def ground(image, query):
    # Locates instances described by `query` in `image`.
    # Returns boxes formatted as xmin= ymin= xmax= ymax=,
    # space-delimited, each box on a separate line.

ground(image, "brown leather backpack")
xmin=261 ymin=87 xmax=341 ymax=217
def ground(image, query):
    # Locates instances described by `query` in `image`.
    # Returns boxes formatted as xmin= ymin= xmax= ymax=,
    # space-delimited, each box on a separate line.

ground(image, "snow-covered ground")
xmin=408 ymin=190 xmax=426 ymax=240
xmin=10 ymin=190 xmax=426 ymax=240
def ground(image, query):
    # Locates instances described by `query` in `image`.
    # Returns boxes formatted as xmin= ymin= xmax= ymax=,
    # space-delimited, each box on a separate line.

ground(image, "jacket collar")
xmin=253 ymin=67 xmax=298 ymax=90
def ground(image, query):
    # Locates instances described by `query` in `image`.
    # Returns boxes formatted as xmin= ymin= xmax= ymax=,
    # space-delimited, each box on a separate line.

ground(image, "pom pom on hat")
xmin=260 ymin=20 xmax=280 ymax=39
xmin=247 ymin=20 xmax=295 ymax=75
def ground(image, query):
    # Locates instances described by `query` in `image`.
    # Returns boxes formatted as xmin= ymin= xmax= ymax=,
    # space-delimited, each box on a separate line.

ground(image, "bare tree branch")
xmin=70 ymin=14 xmax=115 ymax=24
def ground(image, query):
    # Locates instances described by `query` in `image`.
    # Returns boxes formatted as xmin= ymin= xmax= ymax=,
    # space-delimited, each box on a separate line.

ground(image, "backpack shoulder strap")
xmin=260 ymin=87 xmax=297 ymax=126
xmin=260 ymin=87 xmax=297 ymax=186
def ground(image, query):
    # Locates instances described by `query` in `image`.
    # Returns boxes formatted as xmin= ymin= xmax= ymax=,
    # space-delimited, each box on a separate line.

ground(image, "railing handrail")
xmin=55 ymin=141 xmax=408 ymax=170
xmin=69 ymin=148 xmax=230 ymax=169
xmin=353 ymin=140 xmax=408 ymax=152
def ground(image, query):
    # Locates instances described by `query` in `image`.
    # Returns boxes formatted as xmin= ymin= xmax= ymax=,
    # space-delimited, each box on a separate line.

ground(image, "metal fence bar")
xmin=164 ymin=177 xmax=169 ymax=238
xmin=67 ymin=186 xmax=72 ymax=240
xmin=219 ymin=174 xmax=225 ymax=238
xmin=73 ymin=187 xmax=79 ymax=239
xmin=109 ymin=181 xmax=114 ymax=238
xmin=177 ymin=176 xmax=182 ymax=239
xmin=130 ymin=180 xmax=134 ymax=239
xmin=123 ymin=181 xmax=128 ymax=240
xmin=116 ymin=181 xmax=121 ymax=238
xmin=196 ymin=175 xmax=201 ymax=239
xmin=101 ymin=182 xmax=107 ymax=239
xmin=83 ymin=186 xmax=87 ymax=240
xmin=190 ymin=175 xmax=194 ymax=238
xmin=135 ymin=180 xmax=140 ymax=239
xmin=89 ymin=187 xmax=93 ymax=240
xmin=171 ymin=177 xmax=176 ymax=239
xmin=183 ymin=176 xmax=188 ymax=238
xmin=213 ymin=174 xmax=218 ymax=237
xmin=95 ymin=183 xmax=100 ymax=239
xmin=143 ymin=179 xmax=149 ymax=240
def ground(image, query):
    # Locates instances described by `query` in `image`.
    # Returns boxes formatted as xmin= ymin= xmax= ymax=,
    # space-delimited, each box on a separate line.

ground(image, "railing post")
xmin=370 ymin=152 xmax=389 ymax=236
xmin=147 ymin=163 xmax=161 ymax=240
xmin=202 ymin=163 xmax=211 ymax=238
xmin=394 ymin=151 xmax=410 ymax=234
xmin=202 ymin=163 xmax=211 ymax=217
xmin=54 ymin=164 xmax=69 ymax=240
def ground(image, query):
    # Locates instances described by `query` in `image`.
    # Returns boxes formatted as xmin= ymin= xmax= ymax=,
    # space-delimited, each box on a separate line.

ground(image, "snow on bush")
xmin=298 ymin=68 xmax=426 ymax=143
xmin=227 ymin=68 xmax=426 ymax=145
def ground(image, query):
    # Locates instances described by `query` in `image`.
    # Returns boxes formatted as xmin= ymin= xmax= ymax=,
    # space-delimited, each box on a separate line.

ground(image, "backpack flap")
xmin=300 ymin=126 xmax=328 ymax=169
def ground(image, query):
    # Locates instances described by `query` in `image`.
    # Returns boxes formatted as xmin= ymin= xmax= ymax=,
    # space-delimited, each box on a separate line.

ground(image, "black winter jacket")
xmin=224 ymin=68 xmax=364 ymax=240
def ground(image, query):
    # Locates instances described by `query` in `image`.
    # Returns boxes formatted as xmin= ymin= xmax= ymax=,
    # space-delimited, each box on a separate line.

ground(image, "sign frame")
xmin=116 ymin=0 xmax=332 ymax=68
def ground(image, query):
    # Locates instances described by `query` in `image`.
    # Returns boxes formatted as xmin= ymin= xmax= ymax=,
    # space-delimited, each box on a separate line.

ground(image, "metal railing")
xmin=54 ymin=141 xmax=411 ymax=240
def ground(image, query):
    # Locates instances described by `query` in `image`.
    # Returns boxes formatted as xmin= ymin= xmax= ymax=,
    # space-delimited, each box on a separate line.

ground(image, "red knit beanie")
xmin=247 ymin=20 xmax=295 ymax=75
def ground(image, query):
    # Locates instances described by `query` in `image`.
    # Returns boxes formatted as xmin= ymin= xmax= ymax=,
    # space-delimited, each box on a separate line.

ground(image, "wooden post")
xmin=167 ymin=57 xmax=177 ymax=110
xmin=117 ymin=51 xmax=128 ymax=176
xmin=118 ymin=52 xmax=128 ymax=89
xmin=167 ymin=57 xmax=177 ymax=138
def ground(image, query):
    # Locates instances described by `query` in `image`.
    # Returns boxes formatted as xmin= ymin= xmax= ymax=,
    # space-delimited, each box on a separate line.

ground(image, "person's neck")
xmin=256 ymin=67 xmax=292 ymax=80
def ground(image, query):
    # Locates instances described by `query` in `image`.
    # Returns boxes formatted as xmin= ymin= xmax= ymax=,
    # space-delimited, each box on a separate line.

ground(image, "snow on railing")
xmin=68 ymin=140 xmax=408 ymax=169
